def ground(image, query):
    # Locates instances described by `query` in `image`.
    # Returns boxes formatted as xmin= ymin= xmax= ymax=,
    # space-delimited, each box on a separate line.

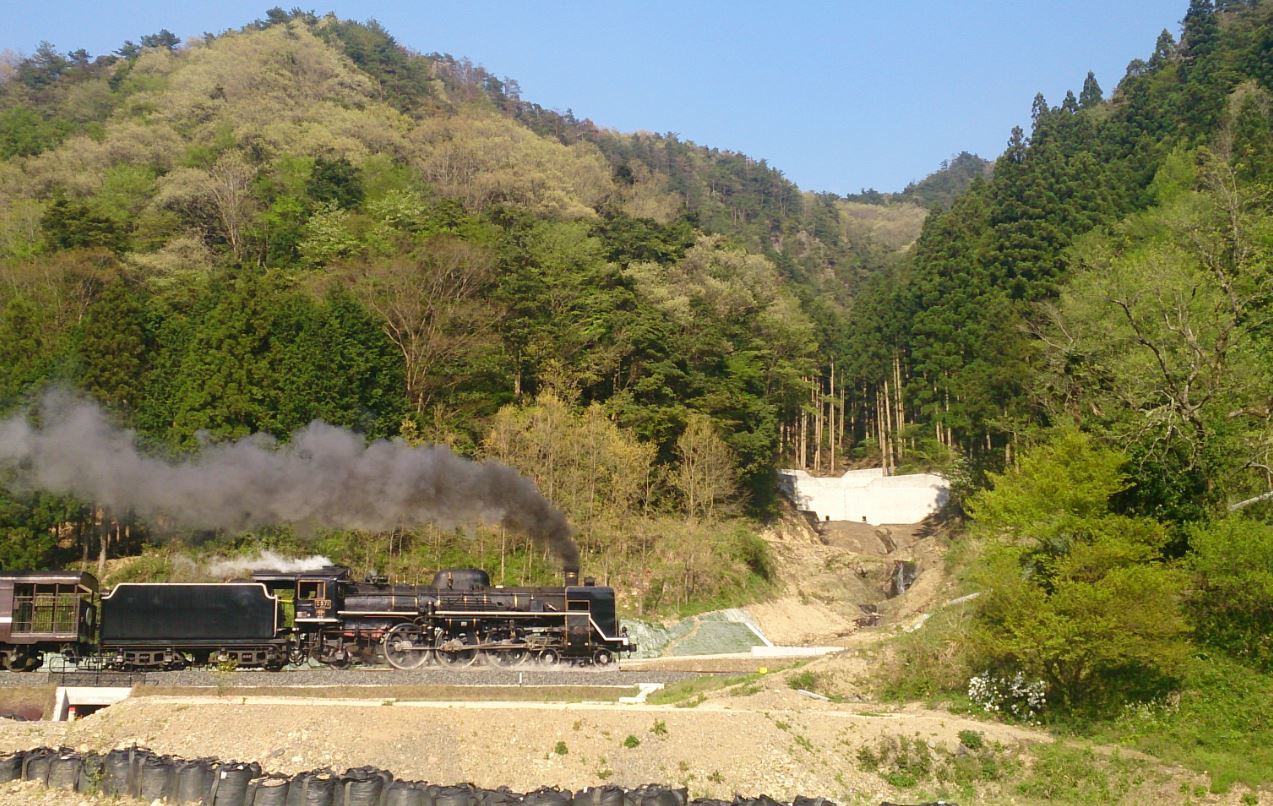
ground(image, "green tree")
xmin=41 ymin=196 xmax=129 ymax=253
xmin=0 ymin=106 xmax=66 ymax=159
xmin=674 ymin=413 xmax=739 ymax=522
xmin=1188 ymin=517 xmax=1273 ymax=671
xmin=306 ymin=156 xmax=365 ymax=210
xmin=967 ymin=430 xmax=1190 ymax=714
xmin=1079 ymin=71 xmax=1104 ymax=108
xmin=78 ymin=279 xmax=148 ymax=412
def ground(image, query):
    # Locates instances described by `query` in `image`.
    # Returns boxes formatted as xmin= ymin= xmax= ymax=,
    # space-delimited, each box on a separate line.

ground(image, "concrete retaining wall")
xmin=778 ymin=467 xmax=948 ymax=525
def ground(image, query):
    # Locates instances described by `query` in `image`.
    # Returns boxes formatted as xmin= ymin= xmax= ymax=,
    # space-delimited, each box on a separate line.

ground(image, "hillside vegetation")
xmin=0 ymin=7 xmax=1271 ymax=785
xmin=0 ymin=11 xmax=932 ymax=615
xmin=846 ymin=0 xmax=1273 ymax=795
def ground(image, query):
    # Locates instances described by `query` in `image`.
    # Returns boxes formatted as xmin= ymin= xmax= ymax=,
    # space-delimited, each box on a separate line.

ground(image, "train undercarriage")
xmin=50 ymin=622 xmax=614 ymax=673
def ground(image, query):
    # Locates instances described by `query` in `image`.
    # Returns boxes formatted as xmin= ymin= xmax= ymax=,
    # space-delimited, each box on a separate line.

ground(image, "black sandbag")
xmin=339 ymin=765 xmax=393 ymax=806
xmin=792 ymin=798 xmax=837 ymax=806
xmin=287 ymin=768 xmax=338 ymax=806
xmin=173 ymin=758 xmax=215 ymax=803
xmin=630 ymin=786 xmax=687 ymax=806
xmin=22 ymin=746 xmax=54 ymax=784
xmin=129 ymin=747 xmax=156 ymax=797
xmin=137 ymin=753 xmax=176 ymax=800
xmin=384 ymin=780 xmax=427 ymax=806
xmin=687 ymin=800 xmax=731 ymax=806
xmin=0 ymin=751 xmax=23 ymax=783
xmin=76 ymin=752 xmax=104 ymax=794
xmin=47 ymin=750 xmax=82 ymax=790
xmin=434 ymin=784 xmax=479 ymax=806
xmin=574 ymin=786 xmax=626 ymax=806
xmin=477 ymin=787 xmax=521 ymax=806
xmin=102 ymin=748 xmax=134 ymax=795
xmin=418 ymin=783 xmax=449 ymax=806
xmin=210 ymin=761 xmax=260 ymax=805
xmin=733 ymin=798 xmax=782 ymax=806
xmin=522 ymin=787 xmax=573 ymax=806
xmin=249 ymin=773 xmax=292 ymax=806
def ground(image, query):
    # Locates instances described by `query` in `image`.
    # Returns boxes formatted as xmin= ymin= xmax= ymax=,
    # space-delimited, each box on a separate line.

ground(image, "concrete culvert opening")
xmin=53 ymin=686 xmax=131 ymax=721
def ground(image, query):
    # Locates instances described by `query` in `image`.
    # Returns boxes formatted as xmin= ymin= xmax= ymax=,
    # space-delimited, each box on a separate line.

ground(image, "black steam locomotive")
xmin=0 ymin=566 xmax=631 ymax=672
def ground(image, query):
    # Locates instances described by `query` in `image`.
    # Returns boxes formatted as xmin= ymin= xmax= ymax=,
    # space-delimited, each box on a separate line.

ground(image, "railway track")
xmin=0 ymin=664 xmax=713 ymax=689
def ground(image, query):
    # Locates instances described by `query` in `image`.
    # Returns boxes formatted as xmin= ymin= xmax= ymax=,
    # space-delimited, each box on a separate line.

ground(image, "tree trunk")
xmin=813 ymin=380 xmax=822 ymax=473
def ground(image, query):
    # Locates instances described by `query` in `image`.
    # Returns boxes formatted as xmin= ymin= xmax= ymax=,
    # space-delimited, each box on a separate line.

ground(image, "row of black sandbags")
xmin=0 ymin=746 xmax=848 ymax=806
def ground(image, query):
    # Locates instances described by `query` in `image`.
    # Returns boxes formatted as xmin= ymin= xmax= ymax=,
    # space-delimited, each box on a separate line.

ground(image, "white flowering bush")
xmin=968 ymin=671 xmax=1048 ymax=723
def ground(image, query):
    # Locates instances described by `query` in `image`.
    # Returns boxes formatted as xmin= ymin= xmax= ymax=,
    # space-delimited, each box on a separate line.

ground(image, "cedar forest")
xmin=0 ymin=0 xmax=1271 ymax=752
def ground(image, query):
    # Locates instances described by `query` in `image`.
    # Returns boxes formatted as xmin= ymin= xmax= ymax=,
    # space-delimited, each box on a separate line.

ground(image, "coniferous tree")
xmin=78 ymin=279 xmax=148 ymax=412
xmin=1079 ymin=71 xmax=1104 ymax=108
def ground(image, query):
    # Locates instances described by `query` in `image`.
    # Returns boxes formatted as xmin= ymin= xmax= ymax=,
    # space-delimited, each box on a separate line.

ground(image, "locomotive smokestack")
xmin=0 ymin=388 xmax=583 ymax=568
xmin=564 ymin=569 xmax=579 ymax=587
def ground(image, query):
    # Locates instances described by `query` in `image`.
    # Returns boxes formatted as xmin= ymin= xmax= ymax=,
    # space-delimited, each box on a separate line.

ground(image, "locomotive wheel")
xmin=486 ymin=647 xmax=529 ymax=668
xmin=383 ymin=624 xmax=431 ymax=671
xmin=593 ymin=649 xmax=614 ymax=667
xmin=437 ymin=634 xmax=479 ymax=667
xmin=536 ymin=648 xmax=561 ymax=667
xmin=6 ymin=649 xmax=39 ymax=672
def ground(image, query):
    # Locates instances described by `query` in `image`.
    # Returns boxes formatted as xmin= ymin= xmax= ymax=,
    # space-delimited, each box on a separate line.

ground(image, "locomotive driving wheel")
xmin=436 ymin=633 xmax=479 ymax=667
xmin=485 ymin=645 xmax=530 ymax=668
xmin=383 ymin=624 xmax=431 ymax=670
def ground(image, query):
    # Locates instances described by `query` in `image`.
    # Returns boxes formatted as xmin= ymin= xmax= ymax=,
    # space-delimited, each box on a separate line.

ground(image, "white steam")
xmin=204 ymin=551 xmax=334 ymax=577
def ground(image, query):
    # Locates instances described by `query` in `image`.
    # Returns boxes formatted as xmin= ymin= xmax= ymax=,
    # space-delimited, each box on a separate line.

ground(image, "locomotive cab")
xmin=566 ymin=583 xmax=629 ymax=656
xmin=251 ymin=566 xmax=351 ymax=625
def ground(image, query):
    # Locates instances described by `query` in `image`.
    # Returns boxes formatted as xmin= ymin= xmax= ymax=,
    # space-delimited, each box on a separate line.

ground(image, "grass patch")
xmin=645 ymin=673 xmax=758 ymax=706
xmin=875 ymin=600 xmax=975 ymax=703
xmin=1015 ymin=743 xmax=1141 ymax=803
xmin=787 ymin=670 xmax=819 ymax=691
xmin=134 ymin=684 xmax=639 ymax=703
xmin=855 ymin=733 xmax=1018 ymax=801
xmin=1093 ymin=655 xmax=1273 ymax=793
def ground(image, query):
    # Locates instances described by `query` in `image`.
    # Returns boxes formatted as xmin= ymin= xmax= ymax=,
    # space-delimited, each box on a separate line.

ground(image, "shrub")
xmin=1188 ymin=517 xmax=1273 ymax=671
xmin=957 ymin=730 xmax=985 ymax=751
xmin=787 ymin=670 xmax=819 ymax=691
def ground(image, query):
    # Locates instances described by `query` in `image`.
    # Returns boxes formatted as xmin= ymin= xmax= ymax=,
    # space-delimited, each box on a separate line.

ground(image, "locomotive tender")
xmin=0 ymin=566 xmax=631 ymax=672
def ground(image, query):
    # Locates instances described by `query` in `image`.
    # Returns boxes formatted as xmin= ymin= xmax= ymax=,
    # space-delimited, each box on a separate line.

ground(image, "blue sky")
xmin=2 ymin=1 xmax=1186 ymax=194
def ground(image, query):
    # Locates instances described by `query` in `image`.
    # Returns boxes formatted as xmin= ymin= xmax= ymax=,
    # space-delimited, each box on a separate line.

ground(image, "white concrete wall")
xmin=778 ymin=468 xmax=948 ymax=525
xmin=53 ymin=686 xmax=132 ymax=720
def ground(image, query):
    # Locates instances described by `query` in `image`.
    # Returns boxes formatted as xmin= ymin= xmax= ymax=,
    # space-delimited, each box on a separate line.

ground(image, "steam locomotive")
xmin=0 ymin=566 xmax=631 ymax=672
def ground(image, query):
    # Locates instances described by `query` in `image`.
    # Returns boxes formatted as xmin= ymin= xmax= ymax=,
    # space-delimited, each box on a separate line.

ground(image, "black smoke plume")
xmin=0 ymin=389 xmax=579 ymax=570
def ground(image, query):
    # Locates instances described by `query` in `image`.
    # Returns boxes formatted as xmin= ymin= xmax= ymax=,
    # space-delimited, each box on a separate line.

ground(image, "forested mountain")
xmin=864 ymin=0 xmax=1273 ymax=754
xmin=0 ymin=0 xmax=1270 ymax=676
xmin=0 ymin=8 xmax=914 ymax=610
xmin=844 ymin=0 xmax=1272 ymax=515
xmin=845 ymin=151 xmax=993 ymax=210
